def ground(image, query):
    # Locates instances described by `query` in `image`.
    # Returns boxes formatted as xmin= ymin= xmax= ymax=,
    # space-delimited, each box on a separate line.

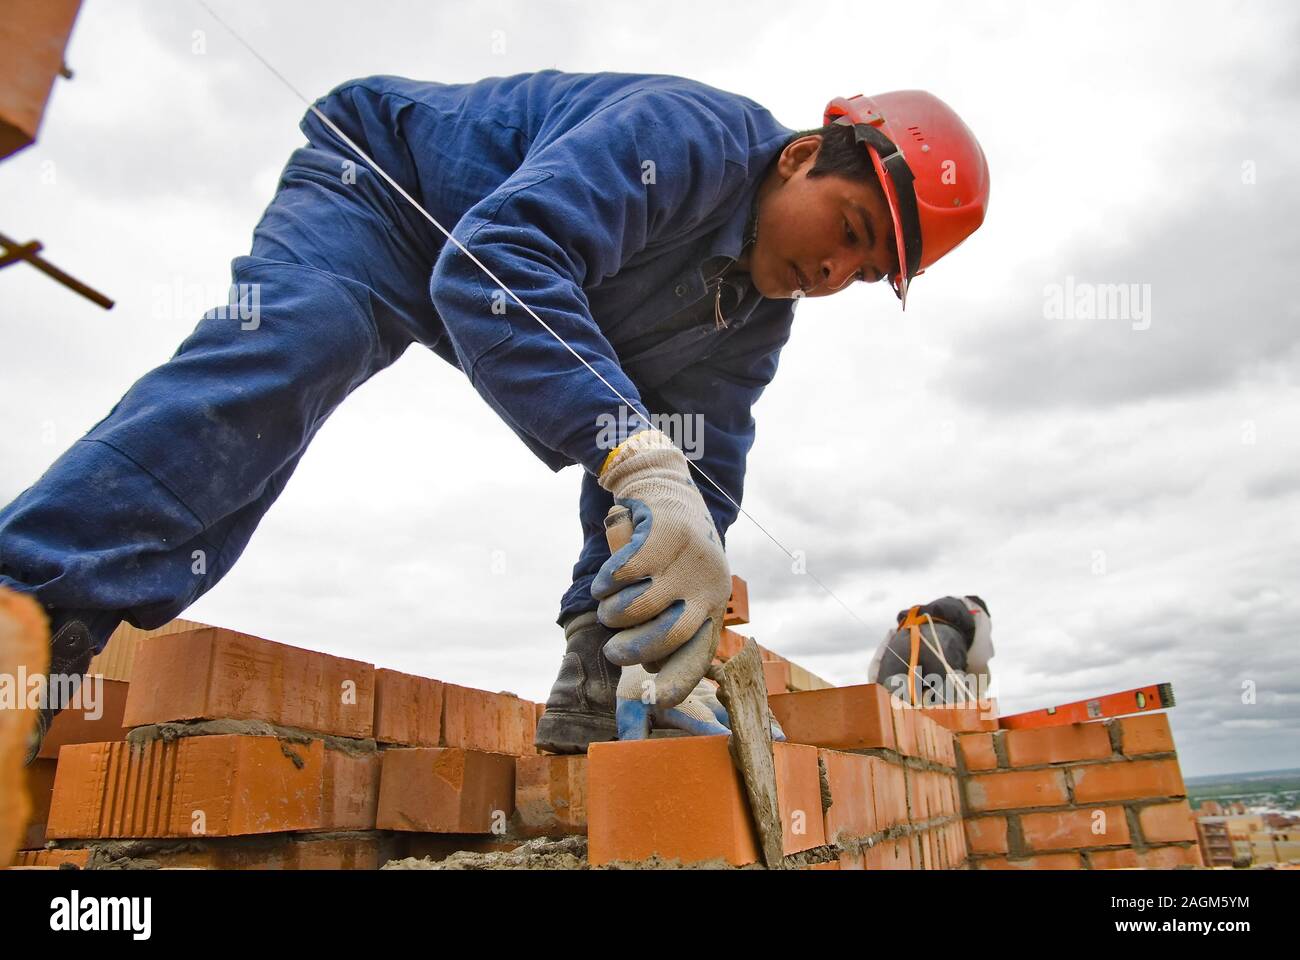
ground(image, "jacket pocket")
xmin=432 ymin=168 xmax=555 ymax=373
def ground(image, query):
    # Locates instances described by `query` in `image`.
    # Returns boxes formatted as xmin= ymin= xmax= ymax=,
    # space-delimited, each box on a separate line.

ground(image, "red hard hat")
xmin=823 ymin=90 xmax=990 ymax=310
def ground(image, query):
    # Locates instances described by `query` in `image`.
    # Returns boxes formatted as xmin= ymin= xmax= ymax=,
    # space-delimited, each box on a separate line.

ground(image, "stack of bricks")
xmin=957 ymin=713 xmax=1203 ymax=869
xmin=18 ymin=621 xmax=543 ymax=869
xmin=471 ymin=575 xmax=858 ymax=866
xmin=7 ymin=574 xmax=1204 ymax=871
xmin=15 ymin=617 xmax=206 ymax=856
xmin=579 ymin=576 xmax=964 ymax=869
xmin=584 ymin=683 xmax=965 ymax=869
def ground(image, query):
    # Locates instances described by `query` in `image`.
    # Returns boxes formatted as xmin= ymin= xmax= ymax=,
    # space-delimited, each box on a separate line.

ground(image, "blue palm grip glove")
xmin=591 ymin=428 xmax=731 ymax=708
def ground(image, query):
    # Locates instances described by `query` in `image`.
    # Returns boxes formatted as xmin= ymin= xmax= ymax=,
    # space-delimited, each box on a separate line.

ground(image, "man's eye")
xmin=844 ymin=218 xmax=856 ymax=245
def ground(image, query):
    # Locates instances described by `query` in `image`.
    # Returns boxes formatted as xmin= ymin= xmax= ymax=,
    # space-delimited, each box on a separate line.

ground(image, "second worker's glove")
xmin=591 ymin=427 xmax=731 ymax=708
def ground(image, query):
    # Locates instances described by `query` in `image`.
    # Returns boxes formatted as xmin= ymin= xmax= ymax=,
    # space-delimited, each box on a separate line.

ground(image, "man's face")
xmin=747 ymin=135 xmax=899 ymax=300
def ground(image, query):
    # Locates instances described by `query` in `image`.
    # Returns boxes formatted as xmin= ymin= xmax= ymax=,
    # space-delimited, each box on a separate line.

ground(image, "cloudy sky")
xmin=2 ymin=0 xmax=1296 ymax=777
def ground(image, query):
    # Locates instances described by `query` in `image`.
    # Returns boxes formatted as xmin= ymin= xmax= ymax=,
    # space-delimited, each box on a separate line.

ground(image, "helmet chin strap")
xmin=833 ymin=116 xmax=924 ymax=295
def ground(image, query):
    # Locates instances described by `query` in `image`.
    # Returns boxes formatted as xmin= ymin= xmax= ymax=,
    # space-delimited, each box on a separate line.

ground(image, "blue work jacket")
xmin=303 ymin=70 xmax=799 ymax=541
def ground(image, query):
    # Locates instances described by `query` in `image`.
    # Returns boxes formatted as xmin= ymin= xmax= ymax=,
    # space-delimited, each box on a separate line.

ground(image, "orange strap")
xmin=895 ymin=605 xmax=963 ymax=705
xmin=899 ymin=605 xmax=925 ymax=706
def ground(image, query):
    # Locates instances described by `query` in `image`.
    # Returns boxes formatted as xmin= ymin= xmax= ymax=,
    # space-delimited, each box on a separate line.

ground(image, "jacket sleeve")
xmin=642 ymin=298 xmax=796 ymax=543
xmin=429 ymin=89 xmax=756 ymax=476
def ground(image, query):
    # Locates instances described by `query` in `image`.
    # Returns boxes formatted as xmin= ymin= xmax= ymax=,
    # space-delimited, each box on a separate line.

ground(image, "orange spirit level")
xmin=998 ymin=683 xmax=1175 ymax=730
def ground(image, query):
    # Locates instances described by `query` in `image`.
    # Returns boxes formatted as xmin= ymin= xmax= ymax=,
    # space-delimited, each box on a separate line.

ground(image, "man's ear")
xmin=778 ymin=135 xmax=821 ymax=178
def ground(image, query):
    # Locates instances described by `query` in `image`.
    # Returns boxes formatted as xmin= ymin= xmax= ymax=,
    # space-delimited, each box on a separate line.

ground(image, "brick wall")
xmin=957 ymin=714 xmax=1203 ymax=869
xmin=5 ymin=576 xmax=1205 ymax=871
xmin=17 ymin=620 xmax=545 ymax=869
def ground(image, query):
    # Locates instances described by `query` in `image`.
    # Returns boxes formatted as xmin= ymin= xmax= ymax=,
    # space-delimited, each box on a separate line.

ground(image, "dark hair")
xmin=783 ymin=122 xmax=879 ymax=187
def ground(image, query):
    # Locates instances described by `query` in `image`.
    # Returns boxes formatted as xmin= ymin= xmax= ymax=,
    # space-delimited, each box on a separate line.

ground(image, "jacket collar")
xmin=701 ymin=136 xmax=786 ymax=272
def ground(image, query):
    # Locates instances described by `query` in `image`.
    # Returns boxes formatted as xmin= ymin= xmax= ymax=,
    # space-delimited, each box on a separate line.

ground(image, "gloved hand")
xmin=614 ymin=664 xmax=789 ymax=742
xmin=591 ymin=428 xmax=732 ymax=708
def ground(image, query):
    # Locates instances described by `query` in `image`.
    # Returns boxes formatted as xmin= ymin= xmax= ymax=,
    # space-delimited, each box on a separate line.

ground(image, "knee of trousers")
xmin=0 ymin=437 xmax=216 ymax=621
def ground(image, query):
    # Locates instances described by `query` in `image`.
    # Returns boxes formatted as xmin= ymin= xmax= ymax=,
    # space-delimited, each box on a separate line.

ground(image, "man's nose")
xmin=818 ymin=255 xmax=859 ymax=293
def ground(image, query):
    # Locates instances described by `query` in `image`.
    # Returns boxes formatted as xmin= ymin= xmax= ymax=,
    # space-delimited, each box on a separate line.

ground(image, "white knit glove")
xmin=591 ymin=428 xmax=731 ymax=708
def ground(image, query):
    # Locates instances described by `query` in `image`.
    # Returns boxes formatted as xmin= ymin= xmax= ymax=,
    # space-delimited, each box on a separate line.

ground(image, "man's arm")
xmin=643 ymin=296 xmax=797 ymax=541
xmin=429 ymin=88 xmax=757 ymax=475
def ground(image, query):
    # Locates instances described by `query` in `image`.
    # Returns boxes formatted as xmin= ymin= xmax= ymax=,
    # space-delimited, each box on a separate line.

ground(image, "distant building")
xmin=1249 ymin=829 xmax=1300 ymax=865
xmin=1197 ymin=815 xmax=1263 ymax=867
xmin=1264 ymin=813 xmax=1300 ymax=830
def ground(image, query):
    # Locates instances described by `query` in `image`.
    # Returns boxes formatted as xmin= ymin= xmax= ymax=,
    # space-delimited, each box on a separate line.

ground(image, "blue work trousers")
xmin=0 ymin=140 xmax=603 ymax=652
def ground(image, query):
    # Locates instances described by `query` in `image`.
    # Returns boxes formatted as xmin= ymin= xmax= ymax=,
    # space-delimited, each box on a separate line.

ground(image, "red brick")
xmin=892 ymin=702 xmax=918 ymax=757
xmin=587 ymin=736 xmax=759 ymax=866
xmin=819 ymin=750 xmax=876 ymax=844
xmin=773 ymin=741 xmax=825 ymax=855
xmin=964 ymin=769 xmax=1069 ymax=812
xmin=724 ymin=575 xmax=749 ymax=626
xmin=945 ymin=822 xmax=967 ymax=868
xmin=372 ymin=669 xmax=443 ymax=747
xmin=1116 ymin=713 xmax=1175 ymax=755
xmin=47 ymin=735 xmax=325 ymax=838
xmin=936 ymin=826 xmax=952 ymax=868
xmin=939 ymin=773 xmax=955 ymax=816
xmin=932 ymin=723 xmax=956 ymax=767
xmin=171 ymin=836 xmax=390 ymax=870
xmin=965 ymin=815 xmax=1009 ymax=854
xmin=514 ymin=754 xmax=587 ymax=837
xmin=1138 ymin=801 xmax=1197 ymax=843
xmin=0 ymin=0 xmax=81 ymax=160
xmin=121 ymin=627 xmax=375 ymax=738
xmin=1071 ymin=758 xmax=1185 ymax=803
xmin=918 ymin=714 xmax=936 ymax=760
xmin=768 ymin=684 xmax=896 ymax=751
xmin=376 ymin=747 xmax=515 ymax=834
xmin=1020 ymin=805 xmax=1129 ymax=851
xmin=21 ymin=758 xmax=57 ymax=849
xmin=321 ymin=749 xmax=381 ymax=831
xmin=1 ymin=588 xmax=48 ymax=867
xmin=921 ymin=829 xmax=937 ymax=869
xmin=441 ymin=683 xmax=535 ymax=756
xmin=921 ymin=701 xmax=998 ymax=733
xmin=872 ymin=759 xmax=909 ymax=829
xmin=958 ymin=732 xmax=999 ymax=771
xmin=13 ymin=848 xmax=91 ymax=869
xmin=1137 ymin=845 xmax=1203 ymax=868
xmin=864 ymin=837 xmax=913 ymax=869
xmin=952 ymin=820 xmax=969 ymax=864
xmin=37 ymin=678 xmax=130 ymax=760
xmin=115 ymin=835 xmax=390 ymax=870
xmin=908 ymin=768 xmax=942 ymax=823
xmin=763 ymin=660 xmax=791 ymax=696
xmin=716 ymin=628 xmax=746 ymax=661
xmin=1089 ymin=844 xmax=1203 ymax=870
xmin=978 ymin=853 xmax=1083 ymax=870
xmin=1088 ymin=847 xmax=1139 ymax=869
xmin=288 ymin=836 xmax=385 ymax=870
xmin=1004 ymin=723 xmax=1113 ymax=767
